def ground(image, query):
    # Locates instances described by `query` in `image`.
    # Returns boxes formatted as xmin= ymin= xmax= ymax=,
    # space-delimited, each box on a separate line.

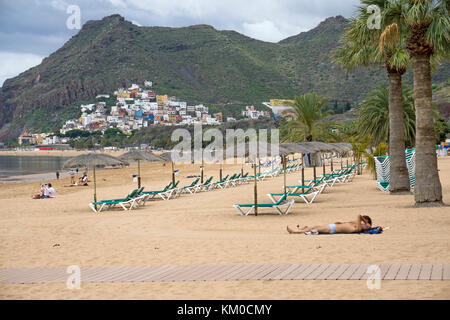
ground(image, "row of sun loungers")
xmin=233 ymin=163 xmax=361 ymax=216
xmin=88 ymin=170 xmax=252 ymax=212
xmin=89 ymin=159 xmax=362 ymax=214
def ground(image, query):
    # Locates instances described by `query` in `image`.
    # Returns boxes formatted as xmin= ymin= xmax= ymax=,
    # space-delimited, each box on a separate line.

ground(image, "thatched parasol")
xmin=119 ymin=150 xmax=166 ymax=188
xmin=63 ymin=153 xmax=128 ymax=209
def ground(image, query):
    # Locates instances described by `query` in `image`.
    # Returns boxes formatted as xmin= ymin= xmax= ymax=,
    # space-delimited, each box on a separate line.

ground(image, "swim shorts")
xmin=328 ymin=224 xmax=337 ymax=234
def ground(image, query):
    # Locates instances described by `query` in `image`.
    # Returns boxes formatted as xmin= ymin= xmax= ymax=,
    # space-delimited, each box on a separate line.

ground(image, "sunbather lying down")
xmin=287 ymin=215 xmax=372 ymax=235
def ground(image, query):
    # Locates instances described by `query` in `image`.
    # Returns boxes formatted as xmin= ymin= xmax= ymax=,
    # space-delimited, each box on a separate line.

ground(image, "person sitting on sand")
xmin=79 ymin=174 xmax=88 ymax=186
xmin=32 ymin=184 xmax=47 ymax=199
xmin=287 ymin=215 xmax=372 ymax=235
xmin=42 ymin=183 xmax=56 ymax=198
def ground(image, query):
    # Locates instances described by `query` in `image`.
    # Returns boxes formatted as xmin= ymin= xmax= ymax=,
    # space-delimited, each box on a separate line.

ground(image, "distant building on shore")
xmin=262 ymin=99 xmax=294 ymax=118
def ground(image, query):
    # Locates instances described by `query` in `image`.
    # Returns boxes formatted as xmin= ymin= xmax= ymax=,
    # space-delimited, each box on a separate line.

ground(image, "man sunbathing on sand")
xmin=287 ymin=215 xmax=372 ymax=235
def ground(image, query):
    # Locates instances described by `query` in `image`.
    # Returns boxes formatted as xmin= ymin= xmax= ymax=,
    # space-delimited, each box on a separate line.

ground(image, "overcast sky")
xmin=0 ymin=0 xmax=361 ymax=87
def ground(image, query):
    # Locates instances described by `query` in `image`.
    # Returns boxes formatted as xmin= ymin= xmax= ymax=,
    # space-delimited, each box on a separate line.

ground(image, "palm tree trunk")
xmin=388 ymin=70 xmax=410 ymax=194
xmin=411 ymin=53 xmax=443 ymax=206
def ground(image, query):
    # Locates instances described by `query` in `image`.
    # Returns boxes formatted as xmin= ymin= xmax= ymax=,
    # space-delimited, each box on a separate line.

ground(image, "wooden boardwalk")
xmin=1 ymin=264 xmax=449 ymax=285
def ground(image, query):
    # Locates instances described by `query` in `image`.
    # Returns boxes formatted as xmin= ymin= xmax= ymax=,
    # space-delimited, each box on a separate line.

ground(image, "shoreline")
xmin=0 ymin=150 xmax=126 ymax=157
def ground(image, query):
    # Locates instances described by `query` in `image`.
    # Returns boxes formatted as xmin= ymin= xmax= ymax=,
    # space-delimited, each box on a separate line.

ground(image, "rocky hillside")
xmin=0 ymin=14 xmax=448 ymax=139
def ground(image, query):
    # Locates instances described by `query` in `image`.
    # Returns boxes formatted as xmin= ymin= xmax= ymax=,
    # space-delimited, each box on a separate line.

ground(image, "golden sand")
xmin=0 ymin=156 xmax=449 ymax=299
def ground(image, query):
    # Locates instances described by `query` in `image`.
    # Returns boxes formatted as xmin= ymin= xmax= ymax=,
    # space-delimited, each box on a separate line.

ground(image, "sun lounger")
xmin=182 ymin=178 xmax=201 ymax=194
xmin=192 ymin=176 xmax=214 ymax=193
xmin=208 ymin=175 xmax=230 ymax=190
xmin=233 ymin=193 xmax=295 ymax=216
xmin=142 ymin=181 xmax=179 ymax=200
xmin=89 ymin=188 xmax=144 ymax=212
xmin=267 ymin=186 xmax=320 ymax=204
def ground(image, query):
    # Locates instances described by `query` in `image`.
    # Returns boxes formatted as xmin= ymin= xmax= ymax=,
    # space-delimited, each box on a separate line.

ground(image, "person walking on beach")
xmin=56 ymin=171 xmax=60 ymax=179
xmin=287 ymin=215 xmax=372 ymax=235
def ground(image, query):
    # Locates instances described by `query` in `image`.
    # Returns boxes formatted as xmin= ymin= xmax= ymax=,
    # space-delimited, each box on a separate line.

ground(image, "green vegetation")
xmin=1 ymin=14 xmax=448 ymax=140
xmin=280 ymin=92 xmax=330 ymax=142
xmin=357 ymin=85 xmax=416 ymax=147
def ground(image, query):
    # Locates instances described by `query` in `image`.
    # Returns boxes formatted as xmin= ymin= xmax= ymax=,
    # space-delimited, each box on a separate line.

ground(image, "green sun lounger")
xmin=142 ymin=181 xmax=180 ymax=200
xmin=267 ymin=186 xmax=320 ymax=204
xmin=233 ymin=193 xmax=295 ymax=216
xmin=194 ymin=176 xmax=214 ymax=192
xmin=182 ymin=178 xmax=201 ymax=194
xmin=89 ymin=187 xmax=145 ymax=213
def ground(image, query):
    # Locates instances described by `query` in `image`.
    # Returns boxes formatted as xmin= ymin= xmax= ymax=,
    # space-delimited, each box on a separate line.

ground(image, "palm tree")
xmin=358 ymin=85 xmax=416 ymax=147
xmin=281 ymin=92 xmax=330 ymax=142
xmin=381 ymin=0 xmax=448 ymax=206
xmin=335 ymin=0 xmax=412 ymax=194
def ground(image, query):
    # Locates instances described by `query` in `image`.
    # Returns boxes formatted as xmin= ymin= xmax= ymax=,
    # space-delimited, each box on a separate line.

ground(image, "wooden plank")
xmin=316 ymin=264 xmax=340 ymax=280
xmin=178 ymin=266 xmax=213 ymax=282
xmin=260 ymin=264 xmax=292 ymax=280
xmin=4 ymin=268 xmax=47 ymax=284
xmin=443 ymin=265 xmax=450 ymax=280
xmin=213 ymin=264 xmax=247 ymax=281
xmin=92 ymin=266 xmax=130 ymax=282
xmin=157 ymin=265 xmax=195 ymax=282
xmin=229 ymin=264 xmax=266 ymax=281
xmin=155 ymin=266 xmax=193 ymax=282
xmin=291 ymin=264 xmax=321 ymax=280
xmin=193 ymin=265 xmax=227 ymax=281
xmin=80 ymin=267 xmax=112 ymax=282
xmin=131 ymin=266 xmax=167 ymax=282
xmin=246 ymin=264 xmax=279 ymax=280
xmin=337 ymin=264 xmax=360 ymax=280
xmin=201 ymin=264 xmax=237 ymax=281
xmin=379 ymin=264 xmax=391 ymax=280
xmin=113 ymin=266 xmax=153 ymax=282
xmin=361 ymin=264 xmax=381 ymax=281
xmin=406 ymin=264 xmax=421 ymax=280
xmin=384 ymin=264 xmax=401 ymax=280
xmin=395 ymin=264 xmax=412 ymax=280
xmin=144 ymin=265 xmax=179 ymax=282
xmin=325 ymin=264 xmax=350 ymax=280
xmin=430 ymin=264 xmax=443 ymax=280
xmin=304 ymin=264 xmax=330 ymax=280
xmin=220 ymin=264 xmax=254 ymax=281
xmin=418 ymin=264 xmax=433 ymax=280
xmin=349 ymin=264 xmax=370 ymax=280
xmin=126 ymin=266 xmax=159 ymax=282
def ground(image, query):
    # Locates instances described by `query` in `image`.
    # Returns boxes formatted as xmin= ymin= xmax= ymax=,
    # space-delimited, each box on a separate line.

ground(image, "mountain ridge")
xmin=0 ymin=14 xmax=448 ymax=140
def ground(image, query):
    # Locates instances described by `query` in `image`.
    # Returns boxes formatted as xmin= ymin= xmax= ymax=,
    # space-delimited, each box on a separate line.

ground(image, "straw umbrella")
xmin=63 ymin=153 xmax=128 ymax=210
xmin=119 ymin=150 xmax=166 ymax=188
xmin=218 ymin=142 xmax=282 ymax=216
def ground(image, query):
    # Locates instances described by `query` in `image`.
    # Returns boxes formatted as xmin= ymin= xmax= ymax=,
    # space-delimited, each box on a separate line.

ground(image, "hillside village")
xmin=60 ymin=82 xmax=271 ymax=134
xmin=15 ymin=82 xmax=272 ymax=146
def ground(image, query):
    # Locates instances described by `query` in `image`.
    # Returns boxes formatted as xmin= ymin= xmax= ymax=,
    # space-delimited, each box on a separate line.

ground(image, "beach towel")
xmin=362 ymin=226 xmax=383 ymax=234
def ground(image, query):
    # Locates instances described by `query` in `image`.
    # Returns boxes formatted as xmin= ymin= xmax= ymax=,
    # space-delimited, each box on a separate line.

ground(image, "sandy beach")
xmin=0 ymin=156 xmax=449 ymax=299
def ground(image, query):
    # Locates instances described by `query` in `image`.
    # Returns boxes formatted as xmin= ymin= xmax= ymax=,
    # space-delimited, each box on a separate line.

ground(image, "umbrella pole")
xmin=322 ymin=153 xmax=325 ymax=176
xmin=220 ymin=163 xmax=223 ymax=181
xmin=258 ymin=159 xmax=261 ymax=175
xmin=330 ymin=153 xmax=333 ymax=172
xmin=313 ymin=153 xmax=317 ymax=181
xmin=283 ymin=155 xmax=287 ymax=194
xmin=171 ymin=161 xmax=175 ymax=186
xmin=301 ymin=153 xmax=305 ymax=193
xmin=341 ymin=154 xmax=343 ymax=170
xmin=138 ymin=159 xmax=141 ymax=189
xmin=93 ymin=165 xmax=97 ymax=211
xmin=254 ymin=157 xmax=258 ymax=216
xmin=201 ymin=155 xmax=204 ymax=183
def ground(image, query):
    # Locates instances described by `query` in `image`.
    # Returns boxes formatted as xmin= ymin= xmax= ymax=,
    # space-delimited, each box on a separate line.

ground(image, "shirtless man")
xmin=287 ymin=215 xmax=372 ymax=234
